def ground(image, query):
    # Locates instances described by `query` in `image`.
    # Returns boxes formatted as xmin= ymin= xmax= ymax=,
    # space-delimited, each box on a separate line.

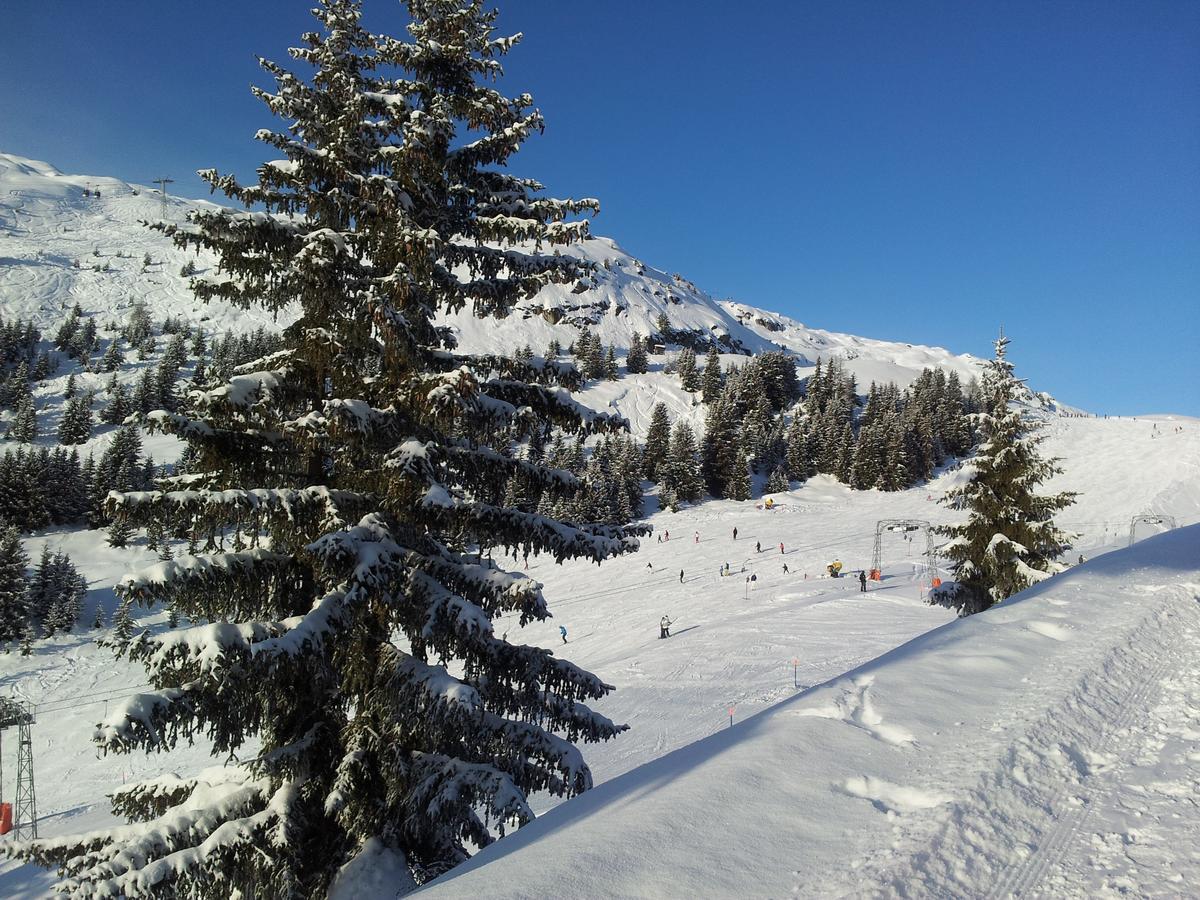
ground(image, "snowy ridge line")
xmin=863 ymin=580 xmax=1200 ymax=897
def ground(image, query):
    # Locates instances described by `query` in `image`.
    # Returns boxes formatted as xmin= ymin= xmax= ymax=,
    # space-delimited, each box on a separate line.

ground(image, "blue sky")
xmin=2 ymin=1 xmax=1197 ymax=414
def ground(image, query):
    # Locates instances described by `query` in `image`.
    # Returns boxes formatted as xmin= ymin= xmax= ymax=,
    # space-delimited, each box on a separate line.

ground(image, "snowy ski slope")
xmin=1 ymin=415 xmax=1196 ymax=897
xmin=419 ymin=524 xmax=1200 ymax=900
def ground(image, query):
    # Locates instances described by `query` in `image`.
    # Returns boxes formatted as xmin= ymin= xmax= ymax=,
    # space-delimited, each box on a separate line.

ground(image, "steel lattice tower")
xmin=0 ymin=698 xmax=37 ymax=840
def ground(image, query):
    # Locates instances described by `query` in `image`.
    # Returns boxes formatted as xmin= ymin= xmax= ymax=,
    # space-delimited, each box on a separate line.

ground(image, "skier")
xmin=694 ymin=531 xmax=700 ymax=544
xmin=559 ymin=625 xmax=568 ymax=644
xmin=657 ymin=534 xmax=662 ymax=544
xmin=783 ymin=563 xmax=789 ymax=574
xmin=732 ymin=527 xmax=738 ymax=540
xmin=679 ymin=569 xmax=684 ymax=583
xmin=647 ymin=562 xmax=653 ymax=571
xmin=659 ymin=615 xmax=672 ymax=639
xmin=755 ymin=541 xmax=761 ymax=553
xmin=664 ymin=530 xmax=669 ymax=541
xmin=779 ymin=542 xmax=784 ymax=554
xmin=859 ymin=570 xmax=867 ymax=592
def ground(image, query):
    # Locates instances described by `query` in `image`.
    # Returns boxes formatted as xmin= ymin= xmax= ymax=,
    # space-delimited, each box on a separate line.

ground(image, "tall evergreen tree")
xmin=676 ymin=347 xmax=699 ymax=392
xmin=26 ymin=543 xmax=55 ymax=623
xmin=727 ymin=441 xmax=752 ymax=501
xmin=764 ymin=464 xmax=790 ymax=494
xmin=625 ymin=333 xmax=648 ymax=374
xmin=701 ymin=346 xmax=722 ymax=404
xmin=7 ymin=394 xmax=36 ymax=443
xmin=0 ymin=522 xmax=28 ymax=646
xmin=784 ymin=416 xmax=812 ymax=482
xmin=16 ymin=3 xmax=642 ymax=894
xmin=642 ymin=403 xmax=671 ymax=481
xmin=662 ymin=421 xmax=703 ymax=506
xmin=932 ymin=334 xmax=1075 ymax=616
xmin=58 ymin=396 xmax=93 ymax=445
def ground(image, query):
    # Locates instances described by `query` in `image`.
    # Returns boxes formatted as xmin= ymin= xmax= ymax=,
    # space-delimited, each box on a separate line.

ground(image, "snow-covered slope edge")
xmin=419 ymin=526 xmax=1200 ymax=899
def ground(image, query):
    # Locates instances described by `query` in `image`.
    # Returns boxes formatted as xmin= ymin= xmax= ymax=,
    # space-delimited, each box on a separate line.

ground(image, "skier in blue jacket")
xmin=559 ymin=625 xmax=567 ymax=644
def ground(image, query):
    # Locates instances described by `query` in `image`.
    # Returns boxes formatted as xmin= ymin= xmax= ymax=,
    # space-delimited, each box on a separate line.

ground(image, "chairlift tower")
xmin=1128 ymin=514 xmax=1177 ymax=547
xmin=153 ymin=177 xmax=174 ymax=220
xmin=870 ymin=519 xmax=934 ymax=582
xmin=0 ymin=697 xmax=37 ymax=839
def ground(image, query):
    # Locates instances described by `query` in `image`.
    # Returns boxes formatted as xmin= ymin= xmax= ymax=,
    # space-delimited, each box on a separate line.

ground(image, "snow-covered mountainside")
xmin=0 ymin=154 xmax=281 ymax=336
xmin=1 ymin=151 xmax=986 ymax=433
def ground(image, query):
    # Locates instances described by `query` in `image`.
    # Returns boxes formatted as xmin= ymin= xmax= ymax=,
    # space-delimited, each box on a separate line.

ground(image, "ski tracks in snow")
xmin=864 ymin=582 xmax=1200 ymax=898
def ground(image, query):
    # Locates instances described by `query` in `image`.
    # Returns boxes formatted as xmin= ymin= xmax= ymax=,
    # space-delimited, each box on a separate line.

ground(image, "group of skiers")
xmin=649 ymin=525 xmax=875 ymax=643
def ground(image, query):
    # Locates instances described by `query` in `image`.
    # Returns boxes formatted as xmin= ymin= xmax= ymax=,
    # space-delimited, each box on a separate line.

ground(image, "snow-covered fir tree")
xmin=58 ymin=395 xmax=93 ymax=445
xmin=625 ymin=333 xmax=648 ymax=374
xmin=7 ymin=394 xmax=37 ymax=443
xmin=0 ymin=522 xmax=29 ymax=647
xmin=642 ymin=402 xmax=671 ymax=481
xmin=676 ymin=347 xmax=700 ymax=392
xmin=932 ymin=333 xmax=1075 ymax=616
xmin=662 ymin=421 xmax=703 ymax=507
xmin=25 ymin=543 xmax=55 ymax=623
xmin=765 ymin=464 xmax=790 ymax=494
xmin=13 ymin=3 xmax=644 ymax=895
xmin=701 ymin=345 xmax=722 ymax=403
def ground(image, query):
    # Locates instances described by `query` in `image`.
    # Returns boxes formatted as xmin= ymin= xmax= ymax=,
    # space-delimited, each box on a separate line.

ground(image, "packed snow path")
xmin=419 ymin=526 xmax=1200 ymax=899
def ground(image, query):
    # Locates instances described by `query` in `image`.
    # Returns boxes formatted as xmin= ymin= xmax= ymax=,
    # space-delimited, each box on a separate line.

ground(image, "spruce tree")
xmin=7 ymin=395 xmax=36 ymax=443
xmin=0 ymin=522 xmax=28 ymax=645
xmin=26 ymin=543 xmax=54 ymax=623
xmin=625 ymin=333 xmax=648 ymax=374
xmin=784 ymin=416 xmax=811 ymax=482
xmin=58 ymin=396 xmax=93 ymax=445
xmin=642 ymin=403 xmax=671 ymax=481
xmin=16 ymin=3 xmax=643 ymax=894
xmin=933 ymin=334 xmax=1075 ymax=616
xmin=655 ymin=311 xmax=671 ymax=341
xmin=604 ymin=345 xmax=619 ymax=380
xmin=701 ymin=346 xmax=722 ymax=403
xmin=765 ymin=464 xmax=789 ymax=494
xmin=676 ymin=347 xmax=699 ymax=392
xmin=727 ymin=441 xmax=752 ymax=501
xmin=110 ymin=597 xmax=134 ymax=644
xmin=663 ymin=422 xmax=702 ymax=504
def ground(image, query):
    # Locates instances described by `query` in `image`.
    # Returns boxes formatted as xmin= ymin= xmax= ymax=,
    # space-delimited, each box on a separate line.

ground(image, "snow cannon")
xmin=869 ymin=569 xmax=881 ymax=581
xmin=827 ymin=560 xmax=843 ymax=578
xmin=0 ymin=802 xmax=11 ymax=835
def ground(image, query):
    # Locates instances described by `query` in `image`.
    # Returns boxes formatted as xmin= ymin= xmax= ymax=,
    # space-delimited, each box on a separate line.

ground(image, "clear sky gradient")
xmin=2 ymin=1 xmax=1197 ymax=414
